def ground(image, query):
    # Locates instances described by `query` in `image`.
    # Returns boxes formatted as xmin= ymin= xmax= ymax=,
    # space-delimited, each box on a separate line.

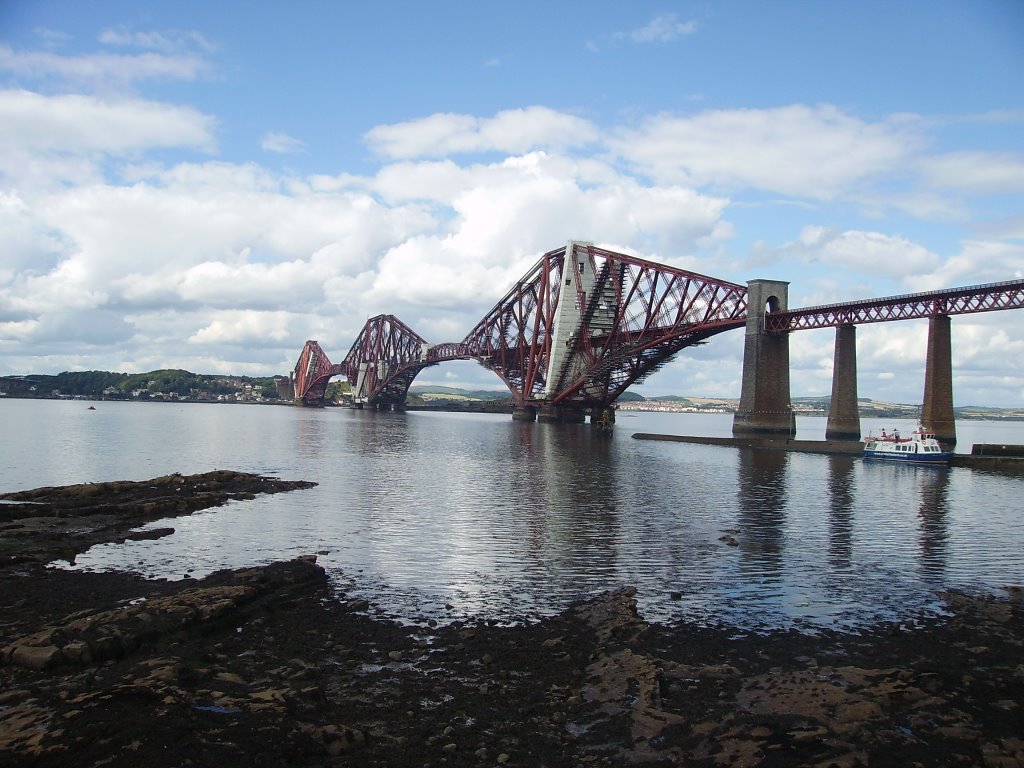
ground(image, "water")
xmin=2 ymin=399 xmax=1023 ymax=631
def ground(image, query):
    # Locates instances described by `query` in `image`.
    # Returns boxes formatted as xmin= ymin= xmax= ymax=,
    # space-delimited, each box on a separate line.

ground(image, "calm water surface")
xmin=2 ymin=399 xmax=1023 ymax=631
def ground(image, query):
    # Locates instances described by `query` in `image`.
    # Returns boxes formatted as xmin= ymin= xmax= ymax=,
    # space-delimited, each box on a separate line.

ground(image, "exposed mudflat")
xmin=1 ymin=472 xmax=1022 ymax=767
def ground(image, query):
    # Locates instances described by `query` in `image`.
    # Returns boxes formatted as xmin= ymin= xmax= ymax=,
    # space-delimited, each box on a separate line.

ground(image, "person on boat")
xmin=881 ymin=429 xmax=888 ymax=439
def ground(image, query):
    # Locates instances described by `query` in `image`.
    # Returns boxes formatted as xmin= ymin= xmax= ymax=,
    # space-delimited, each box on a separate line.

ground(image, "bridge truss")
xmin=461 ymin=244 xmax=748 ymax=407
xmin=342 ymin=314 xmax=447 ymax=407
xmin=766 ymin=278 xmax=1024 ymax=331
xmin=292 ymin=249 xmax=1023 ymax=410
xmin=291 ymin=340 xmax=345 ymax=407
xmin=292 ymin=242 xmax=747 ymax=408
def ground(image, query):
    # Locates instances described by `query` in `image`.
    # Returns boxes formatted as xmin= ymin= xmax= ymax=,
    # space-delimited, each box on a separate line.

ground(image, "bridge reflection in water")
xmin=43 ymin=402 xmax=1021 ymax=630
xmin=304 ymin=412 xmax=999 ymax=629
xmin=827 ymin=456 xmax=856 ymax=571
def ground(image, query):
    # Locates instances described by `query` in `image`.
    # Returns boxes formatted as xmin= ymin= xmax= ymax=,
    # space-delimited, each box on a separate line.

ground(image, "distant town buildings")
xmin=616 ymin=400 xmax=732 ymax=414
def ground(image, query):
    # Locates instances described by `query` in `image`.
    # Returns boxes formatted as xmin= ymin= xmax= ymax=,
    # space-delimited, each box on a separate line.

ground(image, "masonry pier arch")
xmin=732 ymin=279 xmax=796 ymax=439
xmin=733 ymin=289 xmax=961 ymax=445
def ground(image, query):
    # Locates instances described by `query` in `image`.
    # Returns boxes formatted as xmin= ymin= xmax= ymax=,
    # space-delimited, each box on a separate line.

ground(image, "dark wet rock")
xmin=1 ymin=474 xmax=1023 ymax=767
xmin=2 ymin=558 xmax=324 ymax=671
xmin=124 ymin=527 xmax=175 ymax=542
xmin=0 ymin=470 xmax=317 ymax=567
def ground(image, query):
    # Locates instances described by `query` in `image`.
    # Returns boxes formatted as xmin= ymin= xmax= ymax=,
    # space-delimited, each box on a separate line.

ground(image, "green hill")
xmin=0 ymin=369 xmax=284 ymax=400
xmin=409 ymin=385 xmax=512 ymax=401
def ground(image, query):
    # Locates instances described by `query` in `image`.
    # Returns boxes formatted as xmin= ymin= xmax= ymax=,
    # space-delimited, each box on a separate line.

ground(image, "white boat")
xmin=863 ymin=427 xmax=951 ymax=464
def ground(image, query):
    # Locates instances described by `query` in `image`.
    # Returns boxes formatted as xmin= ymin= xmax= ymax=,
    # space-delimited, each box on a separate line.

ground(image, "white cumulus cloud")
xmin=364 ymin=106 xmax=600 ymax=159
xmin=189 ymin=310 xmax=294 ymax=345
xmin=0 ymin=89 xmax=217 ymax=154
xmin=918 ymin=151 xmax=1024 ymax=194
xmin=261 ymin=131 xmax=306 ymax=154
xmin=610 ymin=104 xmax=919 ymax=198
xmin=0 ymin=43 xmax=209 ymax=90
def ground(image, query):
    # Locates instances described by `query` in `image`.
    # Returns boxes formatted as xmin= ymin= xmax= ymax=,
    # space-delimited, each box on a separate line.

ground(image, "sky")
xmin=1 ymin=1 xmax=1022 ymax=406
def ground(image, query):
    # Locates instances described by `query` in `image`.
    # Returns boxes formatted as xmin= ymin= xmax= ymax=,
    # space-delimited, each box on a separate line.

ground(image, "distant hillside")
xmin=409 ymin=385 xmax=511 ymax=401
xmin=616 ymin=391 xmax=645 ymax=402
xmin=0 ymin=369 xmax=285 ymax=401
xmin=4 ymin=375 xmax=1021 ymax=419
xmin=405 ymin=387 xmax=1023 ymax=420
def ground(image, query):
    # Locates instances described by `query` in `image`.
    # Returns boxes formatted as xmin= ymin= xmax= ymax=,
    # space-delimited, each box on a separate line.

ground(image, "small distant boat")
xmin=863 ymin=426 xmax=950 ymax=464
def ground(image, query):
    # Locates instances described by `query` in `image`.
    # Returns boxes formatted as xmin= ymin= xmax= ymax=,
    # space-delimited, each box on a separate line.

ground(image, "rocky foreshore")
xmin=1 ymin=473 xmax=1022 ymax=767
xmin=0 ymin=470 xmax=316 ymax=566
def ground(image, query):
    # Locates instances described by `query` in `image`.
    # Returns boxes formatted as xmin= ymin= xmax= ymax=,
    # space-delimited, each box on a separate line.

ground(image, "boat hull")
xmin=863 ymin=427 xmax=951 ymax=464
xmin=863 ymin=450 xmax=950 ymax=464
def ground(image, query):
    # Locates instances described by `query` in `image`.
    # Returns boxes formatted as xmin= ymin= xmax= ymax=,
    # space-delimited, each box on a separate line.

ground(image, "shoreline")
xmin=2 ymin=473 xmax=1023 ymax=766
xmin=5 ymin=393 xmax=1024 ymax=423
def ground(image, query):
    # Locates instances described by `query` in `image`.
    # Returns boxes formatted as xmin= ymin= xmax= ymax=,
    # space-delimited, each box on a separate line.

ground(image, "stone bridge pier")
xmin=823 ymin=317 xmax=955 ymax=446
xmin=825 ymin=324 xmax=860 ymax=441
xmin=818 ymin=315 xmax=956 ymax=446
xmin=921 ymin=315 xmax=956 ymax=447
xmin=733 ymin=279 xmax=958 ymax=447
xmin=732 ymin=280 xmax=796 ymax=439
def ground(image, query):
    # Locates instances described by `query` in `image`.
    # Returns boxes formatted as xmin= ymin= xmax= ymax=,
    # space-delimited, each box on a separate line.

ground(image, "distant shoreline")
xmin=2 ymin=388 xmax=1022 ymax=421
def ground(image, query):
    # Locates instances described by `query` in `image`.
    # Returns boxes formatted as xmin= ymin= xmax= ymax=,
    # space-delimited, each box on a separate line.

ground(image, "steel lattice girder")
xmin=295 ymin=255 xmax=1021 ymax=410
xmin=550 ymin=247 xmax=747 ymax=405
xmin=460 ymin=246 xmax=563 ymax=403
xmin=292 ymin=340 xmax=343 ymax=405
xmin=426 ymin=342 xmax=472 ymax=362
xmin=766 ymin=278 xmax=1024 ymax=332
xmin=459 ymin=244 xmax=748 ymax=406
xmin=342 ymin=314 xmax=436 ymax=405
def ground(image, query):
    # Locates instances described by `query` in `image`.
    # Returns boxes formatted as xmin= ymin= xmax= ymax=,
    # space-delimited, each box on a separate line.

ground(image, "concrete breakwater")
xmin=631 ymin=432 xmax=1024 ymax=472
xmin=631 ymin=433 xmax=864 ymax=455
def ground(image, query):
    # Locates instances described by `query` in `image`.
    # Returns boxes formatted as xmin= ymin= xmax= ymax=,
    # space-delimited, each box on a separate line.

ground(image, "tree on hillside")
xmin=54 ymin=371 xmax=129 ymax=396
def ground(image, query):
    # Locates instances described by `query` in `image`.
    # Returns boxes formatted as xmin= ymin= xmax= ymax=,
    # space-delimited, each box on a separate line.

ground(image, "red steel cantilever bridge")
xmin=292 ymin=240 xmax=1024 ymax=434
xmin=293 ymin=242 xmax=748 ymax=419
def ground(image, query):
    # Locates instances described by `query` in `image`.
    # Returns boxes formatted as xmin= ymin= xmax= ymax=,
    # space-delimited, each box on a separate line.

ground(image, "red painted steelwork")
xmin=460 ymin=244 xmax=748 ymax=407
xmin=766 ymin=278 xmax=1024 ymax=332
xmin=293 ymin=245 xmax=748 ymax=408
xmin=460 ymin=246 xmax=564 ymax=405
xmin=343 ymin=314 xmax=439 ymax=406
xmin=292 ymin=340 xmax=346 ymax=406
xmin=292 ymin=246 xmax=1022 ymax=410
xmin=549 ymin=246 xmax=747 ymax=406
